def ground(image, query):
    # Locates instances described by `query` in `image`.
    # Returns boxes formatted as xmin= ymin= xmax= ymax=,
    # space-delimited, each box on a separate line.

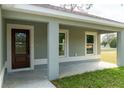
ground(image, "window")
xmin=59 ymin=33 xmax=65 ymax=56
xmin=59 ymin=30 xmax=68 ymax=57
xmin=15 ymin=32 xmax=27 ymax=54
xmin=85 ymin=32 xmax=97 ymax=55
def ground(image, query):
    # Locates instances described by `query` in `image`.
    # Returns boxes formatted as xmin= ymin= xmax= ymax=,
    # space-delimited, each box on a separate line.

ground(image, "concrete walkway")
xmin=3 ymin=61 xmax=117 ymax=88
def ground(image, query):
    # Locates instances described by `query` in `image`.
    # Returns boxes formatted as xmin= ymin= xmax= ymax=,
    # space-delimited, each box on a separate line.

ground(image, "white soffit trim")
xmin=2 ymin=4 xmax=124 ymax=29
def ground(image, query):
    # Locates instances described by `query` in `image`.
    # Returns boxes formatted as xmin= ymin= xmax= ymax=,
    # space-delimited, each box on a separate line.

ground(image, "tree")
xmin=60 ymin=4 xmax=93 ymax=12
xmin=101 ymin=41 xmax=108 ymax=47
xmin=101 ymin=33 xmax=117 ymax=48
xmin=109 ymin=37 xmax=117 ymax=48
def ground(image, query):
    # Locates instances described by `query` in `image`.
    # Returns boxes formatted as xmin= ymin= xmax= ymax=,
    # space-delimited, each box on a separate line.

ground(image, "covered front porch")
xmin=3 ymin=61 xmax=117 ymax=88
xmin=3 ymin=19 xmax=115 ymax=78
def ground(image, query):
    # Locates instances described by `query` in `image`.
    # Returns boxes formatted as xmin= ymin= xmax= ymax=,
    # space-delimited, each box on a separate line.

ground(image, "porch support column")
xmin=47 ymin=21 xmax=59 ymax=80
xmin=117 ymin=31 xmax=124 ymax=66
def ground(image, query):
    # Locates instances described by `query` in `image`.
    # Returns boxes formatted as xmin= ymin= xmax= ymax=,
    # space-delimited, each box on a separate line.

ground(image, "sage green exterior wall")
xmin=2 ymin=18 xmax=6 ymax=67
xmin=4 ymin=19 xmax=101 ymax=61
xmin=69 ymin=30 xmax=85 ymax=56
xmin=0 ymin=8 xmax=6 ymax=73
xmin=60 ymin=25 xmax=85 ymax=56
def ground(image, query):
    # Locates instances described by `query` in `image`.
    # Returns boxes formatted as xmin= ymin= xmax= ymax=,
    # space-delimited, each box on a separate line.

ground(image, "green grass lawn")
xmin=52 ymin=67 xmax=124 ymax=88
xmin=101 ymin=49 xmax=117 ymax=64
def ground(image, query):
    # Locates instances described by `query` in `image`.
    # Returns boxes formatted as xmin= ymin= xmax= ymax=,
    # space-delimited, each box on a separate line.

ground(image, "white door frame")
xmin=59 ymin=29 xmax=69 ymax=58
xmin=7 ymin=24 xmax=34 ymax=72
xmin=85 ymin=32 xmax=97 ymax=56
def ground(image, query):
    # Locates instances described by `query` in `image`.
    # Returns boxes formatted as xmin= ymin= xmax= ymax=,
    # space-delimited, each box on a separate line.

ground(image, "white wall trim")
xmin=85 ymin=32 xmax=97 ymax=56
xmin=7 ymin=24 xmax=34 ymax=72
xmin=34 ymin=55 xmax=100 ymax=65
xmin=0 ymin=63 xmax=6 ymax=88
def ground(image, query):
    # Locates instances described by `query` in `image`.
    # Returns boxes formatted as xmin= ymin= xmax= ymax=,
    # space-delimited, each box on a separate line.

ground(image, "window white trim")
xmin=59 ymin=29 xmax=69 ymax=58
xmin=85 ymin=32 xmax=97 ymax=56
xmin=7 ymin=24 xmax=34 ymax=72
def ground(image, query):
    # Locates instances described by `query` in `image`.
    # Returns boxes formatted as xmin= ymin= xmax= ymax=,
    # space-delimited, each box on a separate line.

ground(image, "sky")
xmin=88 ymin=4 xmax=124 ymax=23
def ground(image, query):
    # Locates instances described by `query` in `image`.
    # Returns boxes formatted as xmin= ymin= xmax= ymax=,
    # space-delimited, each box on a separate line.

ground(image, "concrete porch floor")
xmin=3 ymin=61 xmax=117 ymax=88
xmin=60 ymin=61 xmax=117 ymax=78
xmin=3 ymin=65 xmax=56 ymax=88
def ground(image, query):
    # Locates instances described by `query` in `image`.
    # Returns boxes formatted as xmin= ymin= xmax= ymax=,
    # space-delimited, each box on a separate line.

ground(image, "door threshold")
xmin=8 ymin=67 xmax=34 ymax=73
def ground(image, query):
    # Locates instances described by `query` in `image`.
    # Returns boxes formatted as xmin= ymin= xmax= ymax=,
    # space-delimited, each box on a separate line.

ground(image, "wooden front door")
xmin=12 ymin=29 xmax=30 ymax=69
